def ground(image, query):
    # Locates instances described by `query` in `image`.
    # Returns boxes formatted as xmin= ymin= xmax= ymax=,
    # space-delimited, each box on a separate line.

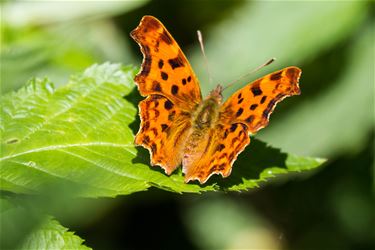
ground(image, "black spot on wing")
xmin=141 ymin=45 xmax=152 ymax=76
xmin=250 ymin=104 xmax=258 ymax=110
xmin=218 ymin=163 xmax=226 ymax=171
xmin=251 ymin=82 xmax=262 ymax=96
xmin=171 ymin=85 xmax=179 ymax=95
xmin=161 ymin=71 xmax=168 ymax=80
xmin=236 ymin=108 xmax=243 ymax=117
xmin=143 ymin=135 xmax=150 ymax=144
xmin=160 ymin=30 xmax=173 ymax=44
xmin=144 ymin=121 xmax=150 ymax=130
xmin=164 ymin=100 xmax=173 ymax=110
xmin=158 ymin=59 xmax=164 ymax=69
xmin=161 ymin=124 xmax=168 ymax=132
xmin=151 ymin=128 xmax=158 ymax=136
xmin=270 ymin=71 xmax=282 ymax=81
xmin=245 ymin=115 xmax=254 ymax=123
xmin=154 ymin=109 xmax=160 ymax=118
xmin=223 ymin=129 xmax=229 ymax=139
xmin=168 ymin=54 xmax=184 ymax=69
xmin=144 ymin=16 xmax=161 ymax=31
xmin=216 ymin=144 xmax=225 ymax=152
xmin=260 ymin=96 xmax=267 ymax=104
xmin=286 ymin=67 xmax=299 ymax=79
xmin=230 ymin=124 xmax=238 ymax=132
xmin=152 ymin=81 xmax=161 ymax=91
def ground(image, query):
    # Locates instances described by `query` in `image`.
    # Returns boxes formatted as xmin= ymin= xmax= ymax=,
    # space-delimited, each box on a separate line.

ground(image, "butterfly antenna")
xmin=197 ymin=30 xmax=213 ymax=84
xmin=222 ymin=57 xmax=276 ymax=91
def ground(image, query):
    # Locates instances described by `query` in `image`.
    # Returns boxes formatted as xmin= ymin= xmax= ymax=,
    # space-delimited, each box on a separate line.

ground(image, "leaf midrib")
xmin=0 ymin=142 xmax=135 ymax=161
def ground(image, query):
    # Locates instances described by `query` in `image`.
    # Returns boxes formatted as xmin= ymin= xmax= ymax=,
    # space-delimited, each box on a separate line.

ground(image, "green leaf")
xmin=20 ymin=217 xmax=91 ymax=250
xmin=1 ymin=21 xmax=134 ymax=93
xmin=0 ymin=198 xmax=91 ymax=250
xmin=0 ymin=63 xmax=325 ymax=197
xmin=2 ymin=1 xmax=147 ymax=93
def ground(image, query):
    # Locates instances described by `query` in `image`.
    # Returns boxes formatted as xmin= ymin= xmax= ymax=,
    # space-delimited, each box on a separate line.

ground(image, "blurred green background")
xmin=1 ymin=0 xmax=374 ymax=249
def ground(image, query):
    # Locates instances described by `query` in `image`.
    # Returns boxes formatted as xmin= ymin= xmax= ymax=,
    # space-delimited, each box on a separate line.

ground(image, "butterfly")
xmin=130 ymin=16 xmax=301 ymax=184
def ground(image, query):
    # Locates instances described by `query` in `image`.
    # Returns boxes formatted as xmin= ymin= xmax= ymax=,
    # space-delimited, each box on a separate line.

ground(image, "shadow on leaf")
xmin=203 ymin=138 xmax=288 ymax=190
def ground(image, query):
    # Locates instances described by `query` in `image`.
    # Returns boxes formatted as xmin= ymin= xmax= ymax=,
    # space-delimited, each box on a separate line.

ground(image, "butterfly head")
xmin=208 ymin=84 xmax=224 ymax=103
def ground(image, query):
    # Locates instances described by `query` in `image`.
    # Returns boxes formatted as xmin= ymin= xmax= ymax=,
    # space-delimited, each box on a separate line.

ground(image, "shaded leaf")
xmin=20 ymin=217 xmax=91 ymax=250
xmin=0 ymin=198 xmax=91 ymax=250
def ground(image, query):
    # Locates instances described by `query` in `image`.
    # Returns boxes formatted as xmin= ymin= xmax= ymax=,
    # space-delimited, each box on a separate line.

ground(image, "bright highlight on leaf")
xmin=0 ymin=63 xmax=325 ymax=197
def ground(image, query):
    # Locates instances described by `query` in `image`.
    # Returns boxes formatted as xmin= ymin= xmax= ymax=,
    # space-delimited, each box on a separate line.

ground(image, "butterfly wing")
xmin=184 ymin=123 xmax=250 ymax=183
xmin=130 ymin=15 xmax=202 ymax=110
xmin=220 ymin=66 xmax=301 ymax=132
xmin=184 ymin=67 xmax=301 ymax=183
xmin=131 ymin=16 xmax=202 ymax=174
xmin=135 ymin=95 xmax=192 ymax=174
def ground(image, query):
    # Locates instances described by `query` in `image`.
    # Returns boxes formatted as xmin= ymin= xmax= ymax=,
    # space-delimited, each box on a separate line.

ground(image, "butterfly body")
xmin=192 ymin=93 xmax=221 ymax=128
xmin=131 ymin=16 xmax=301 ymax=184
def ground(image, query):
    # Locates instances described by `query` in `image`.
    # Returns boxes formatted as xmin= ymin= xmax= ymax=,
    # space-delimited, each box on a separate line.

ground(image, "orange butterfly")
xmin=131 ymin=16 xmax=301 ymax=184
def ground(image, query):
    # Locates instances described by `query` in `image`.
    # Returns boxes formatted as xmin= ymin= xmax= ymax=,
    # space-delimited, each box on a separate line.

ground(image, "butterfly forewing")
xmin=220 ymin=66 xmax=301 ymax=133
xmin=130 ymin=15 xmax=202 ymax=111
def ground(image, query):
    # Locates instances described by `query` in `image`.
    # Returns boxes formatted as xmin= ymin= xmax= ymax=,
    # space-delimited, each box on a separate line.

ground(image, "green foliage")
xmin=0 ymin=198 xmax=91 ymax=249
xmin=20 ymin=218 xmax=91 ymax=250
xmin=1 ymin=0 xmax=147 ymax=93
xmin=0 ymin=63 xmax=324 ymax=197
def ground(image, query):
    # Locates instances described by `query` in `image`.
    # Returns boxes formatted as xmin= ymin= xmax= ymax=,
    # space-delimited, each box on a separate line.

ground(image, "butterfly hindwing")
xmin=130 ymin=16 xmax=202 ymax=111
xmin=135 ymin=95 xmax=192 ymax=174
xmin=220 ymin=66 xmax=301 ymax=133
xmin=184 ymin=123 xmax=250 ymax=183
